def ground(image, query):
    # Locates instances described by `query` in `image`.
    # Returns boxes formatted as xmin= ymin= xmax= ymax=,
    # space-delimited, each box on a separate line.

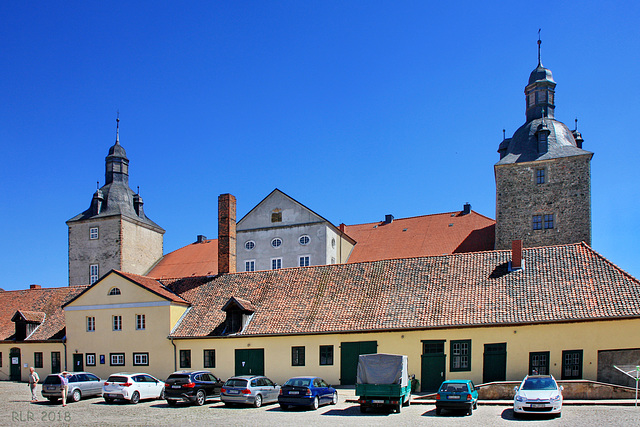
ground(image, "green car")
xmin=435 ymin=379 xmax=479 ymax=416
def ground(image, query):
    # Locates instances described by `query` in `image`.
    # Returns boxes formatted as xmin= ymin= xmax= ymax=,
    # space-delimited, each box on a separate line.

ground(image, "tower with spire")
xmin=494 ymin=36 xmax=593 ymax=250
xmin=66 ymin=117 xmax=165 ymax=286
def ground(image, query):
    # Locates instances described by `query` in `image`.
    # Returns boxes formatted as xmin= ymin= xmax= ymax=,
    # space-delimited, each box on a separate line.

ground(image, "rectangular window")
xmin=544 ymin=214 xmax=554 ymax=229
xmin=136 ymin=314 xmax=145 ymax=330
xmin=86 ymin=316 xmax=95 ymax=332
xmin=529 ymin=351 xmax=550 ymax=375
xmin=89 ymin=227 xmax=99 ymax=240
xmin=292 ymin=346 xmax=305 ymax=366
xmin=86 ymin=353 xmax=96 ymax=366
xmin=34 ymin=352 xmax=43 ymax=369
xmin=245 ymin=260 xmax=255 ymax=272
xmin=113 ymin=315 xmax=122 ymax=331
xmin=536 ymin=168 xmax=545 ymax=184
xmin=562 ymin=350 xmax=583 ymax=380
xmin=204 ymin=349 xmax=216 ymax=368
xmin=110 ymin=353 xmax=125 ymax=366
xmin=133 ymin=353 xmax=149 ymax=366
xmin=451 ymin=340 xmax=471 ymax=371
xmin=271 ymin=258 xmax=282 ymax=270
xmin=51 ymin=352 xmax=61 ymax=373
xmin=532 ymin=215 xmax=543 ymax=230
xmin=299 ymin=256 xmax=310 ymax=267
xmin=180 ymin=350 xmax=191 ymax=369
xmin=271 ymin=211 xmax=282 ymax=222
xmin=90 ymin=264 xmax=99 ymax=284
xmin=319 ymin=345 xmax=334 ymax=366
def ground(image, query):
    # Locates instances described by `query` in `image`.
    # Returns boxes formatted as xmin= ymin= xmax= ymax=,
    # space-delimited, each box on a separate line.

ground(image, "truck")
xmin=355 ymin=353 xmax=411 ymax=413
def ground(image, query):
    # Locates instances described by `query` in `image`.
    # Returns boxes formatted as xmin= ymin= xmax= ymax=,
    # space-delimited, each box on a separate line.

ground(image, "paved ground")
xmin=2 ymin=382 xmax=640 ymax=426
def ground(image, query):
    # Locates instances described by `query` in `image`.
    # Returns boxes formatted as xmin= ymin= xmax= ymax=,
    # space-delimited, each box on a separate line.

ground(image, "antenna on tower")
xmin=137 ymin=186 xmax=140 ymax=195
xmin=575 ymin=118 xmax=578 ymax=131
xmin=115 ymin=111 xmax=120 ymax=144
xmin=97 ymin=181 xmax=99 ymax=190
xmin=503 ymin=129 xmax=506 ymax=139
xmin=537 ymin=29 xmax=542 ymax=65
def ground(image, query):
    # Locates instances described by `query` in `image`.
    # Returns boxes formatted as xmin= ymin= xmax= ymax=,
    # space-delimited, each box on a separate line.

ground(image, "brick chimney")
xmin=30 ymin=284 xmax=41 ymax=290
xmin=218 ymin=194 xmax=237 ymax=274
xmin=511 ymin=239 xmax=523 ymax=270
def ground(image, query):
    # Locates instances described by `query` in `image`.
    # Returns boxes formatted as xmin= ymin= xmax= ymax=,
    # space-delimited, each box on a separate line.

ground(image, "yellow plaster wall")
xmin=0 ymin=343 xmax=65 ymax=381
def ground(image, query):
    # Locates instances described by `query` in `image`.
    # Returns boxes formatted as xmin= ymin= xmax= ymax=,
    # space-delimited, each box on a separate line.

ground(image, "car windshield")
xmin=106 ymin=376 xmax=129 ymax=383
xmin=284 ymin=378 xmax=311 ymax=387
xmin=522 ymin=377 xmax=557 ymax=390
xmin=225 ymin=379 xmax=248 ymax=387
xmin=440 ymin=383 xmax=468 ymax=393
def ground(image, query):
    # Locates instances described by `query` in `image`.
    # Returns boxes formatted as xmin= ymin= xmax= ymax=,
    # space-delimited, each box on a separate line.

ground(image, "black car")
xmin=164 ymin=370 xmax=224 ymax=406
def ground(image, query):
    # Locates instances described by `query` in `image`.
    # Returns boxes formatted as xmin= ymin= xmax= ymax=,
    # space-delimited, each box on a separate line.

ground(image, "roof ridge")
xmin=346 ymin=210 xmax=495 ymax=227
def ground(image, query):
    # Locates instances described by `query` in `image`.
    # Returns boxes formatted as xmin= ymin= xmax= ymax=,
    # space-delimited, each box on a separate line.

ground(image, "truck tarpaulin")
xmin=356 ymin=353 xmax=409 ymax=387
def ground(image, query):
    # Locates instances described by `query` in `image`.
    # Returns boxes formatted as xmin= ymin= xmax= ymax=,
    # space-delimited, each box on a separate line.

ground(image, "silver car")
xmin=41 ymin=372 xmax=102 ymax=403
xmin=220 ymin=375 xmax=280 ymax=408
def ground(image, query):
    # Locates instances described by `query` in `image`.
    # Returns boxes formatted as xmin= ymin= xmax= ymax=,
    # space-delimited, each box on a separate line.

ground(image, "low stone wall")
xmin=477 ymin=380 xmax=638 ymax=400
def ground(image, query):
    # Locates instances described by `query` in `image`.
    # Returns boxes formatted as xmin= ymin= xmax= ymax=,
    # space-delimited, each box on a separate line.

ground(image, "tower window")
xmin=90 ymin=264 xmax=99 ymax=284
xmin=532 ymin=215 xmax=543 ymax=230
xmin=536 ymin=168 xmax=545 ymax=184
xmin=544 ymin=214 xmax=555 ymax=229
xmin=89 ymin=227 xmax=99 ymax=240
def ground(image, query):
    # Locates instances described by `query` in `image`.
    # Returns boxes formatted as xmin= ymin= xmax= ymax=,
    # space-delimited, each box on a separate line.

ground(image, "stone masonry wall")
xmin=68 ymin=217 xmax=122 ymax=286
xmin=495 ymin=154 xmax=591 ymax=250
xmin=120 ymin=218 xmax=164 ymax=276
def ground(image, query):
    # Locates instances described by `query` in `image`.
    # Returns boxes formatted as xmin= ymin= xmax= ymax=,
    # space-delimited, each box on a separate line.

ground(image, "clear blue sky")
xmin=1 ymin=1 xmax=638 ymax=291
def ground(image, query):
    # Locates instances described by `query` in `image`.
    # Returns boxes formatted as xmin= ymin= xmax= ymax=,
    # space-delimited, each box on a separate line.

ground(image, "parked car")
xmin=278 ymin=376 xmax=338 ymax=410
xmin=435 ymin=379 xmax=479 ymax=416
xmin=164 ymin=370 xmax=223 ymax=406
xmin=513 ymin=375 xmax=563 ymax=418
xmin=102 ymin=373 xmax=165 ymax=404
xmin=41 ymin=372 xmax=102 ymax=403
xmin=220 ymin=375 xmax=280 ymax=408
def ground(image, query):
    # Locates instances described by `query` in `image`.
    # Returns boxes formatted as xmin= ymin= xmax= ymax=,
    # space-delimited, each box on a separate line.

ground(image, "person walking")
xmin=28 ymin=367 xmax=39 ymax=402
xmin=60 ymin=372 xmax=69 ymax=407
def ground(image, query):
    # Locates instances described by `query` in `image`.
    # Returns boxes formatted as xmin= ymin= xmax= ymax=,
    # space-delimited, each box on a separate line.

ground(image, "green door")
xmin=73 ymin=353 xmax=84 ymax=372
xmin=340 ymin=340 xmax=377 ymax=385
xmin=10 ymin=348 xmax=21 ymax=381
xmin=421 ymin=341 xmax=445 ymax=392
xmin=483 ymin=343 xmax=507 ymax=383
xmin=234 ymin=349 xmax=264 ymax=376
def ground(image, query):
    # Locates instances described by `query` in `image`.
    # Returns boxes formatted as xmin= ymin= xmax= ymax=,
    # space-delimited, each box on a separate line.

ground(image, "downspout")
xmin=62 ymin=337 xmax=68 ymax=371
xmin=170 ymin=338 xmax=177 ymax=371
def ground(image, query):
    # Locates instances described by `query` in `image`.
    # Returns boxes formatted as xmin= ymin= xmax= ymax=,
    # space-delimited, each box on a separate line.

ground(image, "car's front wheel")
xmin=71 ymin=389 xmax=81 ymax=403
xmin=130 ymin=391 xmax=140 ymax=404
xmin=195 ymin=390 xmax=206 ymax=406
xmin=331 ymin=392 xmax=338 ymax=405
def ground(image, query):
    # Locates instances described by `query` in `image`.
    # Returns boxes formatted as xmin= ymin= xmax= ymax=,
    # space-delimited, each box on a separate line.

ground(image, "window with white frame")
xmin=110 ymin=353 xmax=125 ymax=366
xmin=90 ymin=264 xmax=99 ymax=284
xmin=86 ymin=353 xmax=96 ymax=366
xmin=136 ymin=314 xmax=145 ymax=330
xmin=86 ymin=316 xmax=95 ymax=332
xmin=271 ymin=258 xmax=282 ymax=270
xmin=133 ymin=353 xmax=149 ymax=366
xmin=299 ymin=235 xmax=310 ymax=245
xmin=271 ymin=238 xmax=282 ymax=248
xmin=245 ymin=241 xmax=255 ymax=251
xmin=89 ymin=227 xmax=99 ymax=240
xmin=108 ymin=287 xmax=121 ymax=295
xmin=299 ymin=256 xmax=310 ymax=267
xmin=245 ymin=260 xmax=255 ymax=272
xmin=113 ymin=315 xmax=122 ymax=331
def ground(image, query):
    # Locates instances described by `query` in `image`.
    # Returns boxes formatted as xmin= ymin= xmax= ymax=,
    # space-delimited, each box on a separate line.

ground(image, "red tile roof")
xmin=343 ymin=210 xmax=495 ymax=263
xmin=147 ymin=239 xmax=218 ymax=279
xmin=0 ymin=286 xmax=87 ymax=341
xmin=12 ymin=310 xmax=46 ymax=323
xmin=165 ymin=243 xmax=640 ymax=338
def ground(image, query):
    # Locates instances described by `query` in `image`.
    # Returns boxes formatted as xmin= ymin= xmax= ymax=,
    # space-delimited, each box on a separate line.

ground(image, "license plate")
xmin=372 ymin=400 xmax=384 ymax=404
xmin=228 ymin=390 xmax=239 ymax=394
xmin=448 ymin=395 xmax=460 ymax=399
xmin=289 ymin=391 xmax=299 ymax=395
xmin=172 ymin=385 xmax=181 ymax=389
xmin=531 ymin=404 xmax=546 ymax=408
xmin=47 ymin=386 xmax=56 ymax=390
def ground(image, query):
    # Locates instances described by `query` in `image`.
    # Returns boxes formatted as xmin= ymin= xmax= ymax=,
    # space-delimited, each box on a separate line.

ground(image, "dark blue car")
xmin=278 ymin=376 xmax=338 ymax=410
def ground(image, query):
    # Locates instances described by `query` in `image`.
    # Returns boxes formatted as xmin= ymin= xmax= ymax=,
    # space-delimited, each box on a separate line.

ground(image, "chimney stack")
xmin=462 ymin=202 xmax=471 ymax=215
xmin=384 ymin=214 xmax=394 ymax=224
xmin=511 ymin=239 xmax=523 ymax=270
xmin=196 ymin=235 xmax=207 ymax=244
xmin=218 ymin=194 xmax=237 ymax=274
xmin=30 ymin=284 xmax=41 ymax=290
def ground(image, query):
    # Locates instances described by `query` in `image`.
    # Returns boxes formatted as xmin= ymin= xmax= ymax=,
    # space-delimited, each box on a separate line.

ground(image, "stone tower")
xmin=494 ymin=42 xmax=593 ymax=250
xmin=66 ymin=118 xmax=165 ymax=286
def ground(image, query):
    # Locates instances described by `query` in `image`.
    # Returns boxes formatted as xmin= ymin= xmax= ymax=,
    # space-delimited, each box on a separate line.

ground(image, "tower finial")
xmin=97 ymin=181 xmax=100 ymax=190
xmin=575 ymin=118 xmax=578 ymax=131
xmin=503 ymin=129 xmax=506 ymax=139
xmin=115 ymin=111 xmax=120 ymax=145
xmin=537 ymin=29 xmax=542 ymax=65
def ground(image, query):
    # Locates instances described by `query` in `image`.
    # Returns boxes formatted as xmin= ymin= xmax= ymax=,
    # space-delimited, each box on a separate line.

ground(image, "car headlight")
xmin=515 ymin=395 xmax=527 ymax=402
xmin=550 ymin=394 xmax=561 ymax=402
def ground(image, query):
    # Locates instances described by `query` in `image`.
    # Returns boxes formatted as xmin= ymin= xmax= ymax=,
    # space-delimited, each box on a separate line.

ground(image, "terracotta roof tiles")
xmin=147 ymin=239 xmax=218 ymax=279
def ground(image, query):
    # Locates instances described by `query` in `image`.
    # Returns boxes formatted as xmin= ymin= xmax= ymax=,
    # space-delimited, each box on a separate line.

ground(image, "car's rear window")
xmin=44 ymin=375 xmax=61 ymax=385
xmin=224 ymin=379 xmax=248 ymax=387
xmin=440 ymin=383 xmax=468 ymax=393
xmin=167 ymin=374 xmax=190 ymax=381
xmin=284 ymin=378 xmax=311 ymax=387
xmin=106 ymin=376 xmax=129 ymax=383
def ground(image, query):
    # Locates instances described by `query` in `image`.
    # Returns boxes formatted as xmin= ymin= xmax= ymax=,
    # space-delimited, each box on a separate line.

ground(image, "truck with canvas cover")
xmin=355 ymin=353 xmax=411 ymax=413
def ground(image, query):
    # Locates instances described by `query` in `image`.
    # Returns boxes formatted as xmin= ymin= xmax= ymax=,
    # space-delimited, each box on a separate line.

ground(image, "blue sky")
xmin=1 ymin=1 xmax=638 ymax=291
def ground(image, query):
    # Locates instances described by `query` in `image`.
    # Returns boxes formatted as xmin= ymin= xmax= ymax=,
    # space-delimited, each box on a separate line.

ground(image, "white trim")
xmin=64 ymin=301 xmax=173 ymax=311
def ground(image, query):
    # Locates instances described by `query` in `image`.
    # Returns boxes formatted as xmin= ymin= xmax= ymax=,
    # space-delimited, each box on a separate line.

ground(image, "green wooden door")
xmin=73 ymin=353 xmax=84 ymax=372
xmin=483 ymin=343 xmax=507 ymax=383
xmin=10 ymin=348 xmax=21 ymax=381
xmin=340 ymin=340 xmax=377 ymax=385
xmin=421 ymin=341 xmax=445 ymax=392
xmin=234 ymin=349 xmax=264 ymax=376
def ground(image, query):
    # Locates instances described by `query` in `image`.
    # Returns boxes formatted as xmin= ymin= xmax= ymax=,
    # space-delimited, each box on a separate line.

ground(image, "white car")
xmin=513 ymin=375 xmax=563 ymax=418
xmin=103 ymin=373 xmax=165 ymax=404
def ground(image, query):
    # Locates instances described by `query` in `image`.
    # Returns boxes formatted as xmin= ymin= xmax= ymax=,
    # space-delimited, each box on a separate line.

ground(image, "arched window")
xmin=108 ymin=287 xmax=121 ymax=296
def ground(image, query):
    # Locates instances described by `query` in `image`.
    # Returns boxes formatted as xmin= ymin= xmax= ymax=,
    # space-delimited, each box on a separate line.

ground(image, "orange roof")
xmin=147 ymin=239 xmax=218 ymax=279
xmin=344 ymin=210 xmax=495 ymax=263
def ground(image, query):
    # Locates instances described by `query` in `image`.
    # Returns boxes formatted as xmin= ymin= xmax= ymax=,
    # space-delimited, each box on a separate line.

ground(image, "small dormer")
xmin=221 ymin=297 xmax=255 ymax=335
xmin=11 ymin=310 xmax=45 ymax=341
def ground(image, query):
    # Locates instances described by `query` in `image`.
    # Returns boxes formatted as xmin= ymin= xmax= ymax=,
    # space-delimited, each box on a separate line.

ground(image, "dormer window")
xmin=221 ymin=297 xmax=255 ymax=336
xmin=108 ymin=287 xmax=121 ymax=296
xmin=11 ymin=311 xmax=45 ymax=341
